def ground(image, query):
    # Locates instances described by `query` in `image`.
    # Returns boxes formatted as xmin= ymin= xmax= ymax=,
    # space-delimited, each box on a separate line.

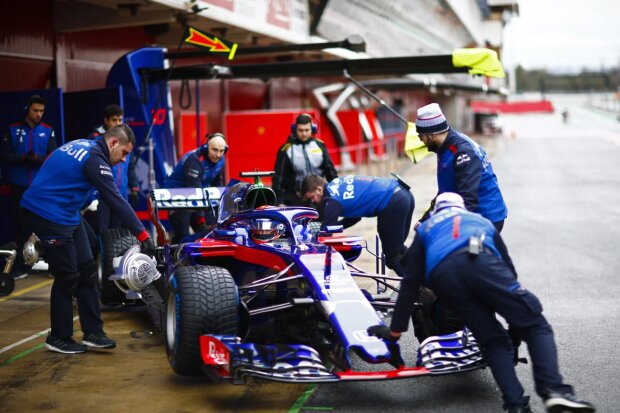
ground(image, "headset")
xmin=290 ymin=113 xmax=318 ymax=135
xmin=201 ymin=132 xmax=228 ymax=155
xmin=24 ymin=95 xmax=46 ymax=113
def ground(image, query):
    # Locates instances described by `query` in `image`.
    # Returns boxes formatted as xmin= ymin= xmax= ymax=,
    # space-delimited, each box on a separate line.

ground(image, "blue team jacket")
xmin=20 ymin=138 xmax=145 ymax=236
xmin=417 ymin=207 xmax=500 ymax=278
xmin=437 ymin=129 xmax=507 ymax=223
xmin=5 ymin=121 xmax=56 ymax=186
xmin=89 ymin=127 xmax=136 ymax=200
xmin=164 ymin=147 xmax=225 ymax=188
xmin=324 ymin=176 xmax=398 ymax=218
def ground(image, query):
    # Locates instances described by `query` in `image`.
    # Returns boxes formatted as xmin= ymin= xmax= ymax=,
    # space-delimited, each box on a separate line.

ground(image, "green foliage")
xmin=514 ymin=65 xmax=619 ymax=93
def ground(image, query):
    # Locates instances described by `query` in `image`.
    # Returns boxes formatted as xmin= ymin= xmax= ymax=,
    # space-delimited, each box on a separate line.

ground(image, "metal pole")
xmin=343 ymin=70 xmax=408 ymax=125
xmin=195 ymin=79 xmax=201 ymax=148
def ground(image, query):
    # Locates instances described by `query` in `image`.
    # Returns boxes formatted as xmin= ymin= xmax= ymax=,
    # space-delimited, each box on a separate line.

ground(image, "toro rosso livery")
xmin=103 ymin=172 xmax=485 ymax=383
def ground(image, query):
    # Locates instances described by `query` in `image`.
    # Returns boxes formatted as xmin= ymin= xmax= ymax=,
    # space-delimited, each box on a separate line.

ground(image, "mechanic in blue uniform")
xmin=368 ymin=193 xmax=594 ymax=413
xmin=302 ymin=174 xmax=414 ymax=276
xmin=415 ymin=103 xmax=507 ymax=232
xmin=20 ymin=124 xmax=156 ymax=354
xmin=164 ymin=132 xmax=227 ymax=243
xmin=0 ymin=95 xmax=57 ymax=279
xmin=88 ymin=104 xmax=139 ymax=233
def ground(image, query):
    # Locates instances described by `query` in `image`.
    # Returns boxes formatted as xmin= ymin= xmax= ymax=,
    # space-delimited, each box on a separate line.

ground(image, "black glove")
xmin=140 ymin=238 xmax=156 ymax=258
xmin=367 ymin=325 xmax=405 ymax=367
xmin=367 ymin=325 xmax=399 ymax=342
xmin=129 ymin=187 xmax=140 ymax=208
xmin=23 ymin=151 xmax=38 ymax=165
xmin=386 ymin=342 xmax=405 ymax=368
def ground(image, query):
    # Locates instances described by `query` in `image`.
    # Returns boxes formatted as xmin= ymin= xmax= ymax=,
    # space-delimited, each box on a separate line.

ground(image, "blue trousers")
xmin=377 ymin=187 xmax=414 ymax=275
xmin=21 ymin=208 xmax=103 ymax=339
xmin=429 ymin=251 xmax=572 ymax=409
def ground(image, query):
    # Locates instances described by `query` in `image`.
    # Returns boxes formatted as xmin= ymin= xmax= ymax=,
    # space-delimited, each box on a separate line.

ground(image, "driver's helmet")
xmin=433 ymin=192 xmax=465 ymax=215
xmin=250 ymin=218 xmax=285 ymax=244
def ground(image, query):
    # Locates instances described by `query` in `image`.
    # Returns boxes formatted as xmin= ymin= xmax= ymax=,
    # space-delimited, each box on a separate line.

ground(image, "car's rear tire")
xmin=164 ymin=265 xmax=239 ymax=377
xmin=98 ymin=228 xmax=137 ymax=305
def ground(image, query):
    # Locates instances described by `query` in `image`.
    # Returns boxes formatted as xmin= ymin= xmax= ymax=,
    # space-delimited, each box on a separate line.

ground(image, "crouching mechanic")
xmin=164 ymin=133 xmax=227 ymax=243
xmin=367 ymin=193 xmax=594 ymax=413
xmin=20 ymin=124 xmax=156 ymax=354
xmin=302 ymin=174 xmax=414 ymax=276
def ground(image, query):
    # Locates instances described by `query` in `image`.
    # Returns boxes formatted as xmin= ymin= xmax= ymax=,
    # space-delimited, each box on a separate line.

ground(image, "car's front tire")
xmin=164 ymin=265 xmax=239 ymax=377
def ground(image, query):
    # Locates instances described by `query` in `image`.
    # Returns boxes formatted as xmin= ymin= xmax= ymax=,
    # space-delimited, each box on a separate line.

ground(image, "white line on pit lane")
xmin=0 ymin=316 xmax=79 ymax=354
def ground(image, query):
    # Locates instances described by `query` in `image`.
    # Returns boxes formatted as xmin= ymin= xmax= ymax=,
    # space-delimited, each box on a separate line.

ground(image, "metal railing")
xmin=328 ymin=132 xmax=410 ymax=177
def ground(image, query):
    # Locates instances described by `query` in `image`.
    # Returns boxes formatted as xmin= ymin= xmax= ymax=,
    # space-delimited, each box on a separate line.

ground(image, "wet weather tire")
xmin=165 ymin=265 xmax=238 ymax=377
xmin=99 ymin=228 xmax=137 ymax=305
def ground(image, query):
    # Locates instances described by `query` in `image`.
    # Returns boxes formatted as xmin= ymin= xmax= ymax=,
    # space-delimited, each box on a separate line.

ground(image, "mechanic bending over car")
xmin=0 ymin=95 xmax=57 ymax=279
xmin=19 ymin=124 xmax=156 ymax=354
xmin=273 ymin=113 xmax=338 ymax=207
xmin=164 ymin=132 xmax=228 ymax=243
xmin=302 ymin=174 xmax=414 ymax=277
xmin=368 ymin=193 xmax=594 ymax=413
xmin=415 ymin=103 xmax=507 ymax=233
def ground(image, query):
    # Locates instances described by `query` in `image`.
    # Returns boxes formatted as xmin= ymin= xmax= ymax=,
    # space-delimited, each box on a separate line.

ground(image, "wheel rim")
xmin=165 ymin=289 xmax=177 ymax=351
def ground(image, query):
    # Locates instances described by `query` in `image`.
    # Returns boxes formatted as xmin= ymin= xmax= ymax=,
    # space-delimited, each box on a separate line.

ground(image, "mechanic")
xmin=302 ymin=174 xmax=414 ymax=276
xmin=415 ymin=103 xmax=507 ymax=232
xmin=164 ymin=132 xmax=227 ymax=243
xmin=368 ymin=193 xmax=594 ymax=413
xmin=273 ymin=114 xmax=338 ymax=206
xmin=88 ymin=104 xmax=139 ymax=233
xmin=0 ymin=95 xmax=57 ymax=280
xmin=20 ymin=124 xmax=156 ymax=354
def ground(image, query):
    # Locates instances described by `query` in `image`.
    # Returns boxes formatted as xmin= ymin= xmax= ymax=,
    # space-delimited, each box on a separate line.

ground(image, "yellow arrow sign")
xmin=185 ymin=27 xmax=238 ymax=60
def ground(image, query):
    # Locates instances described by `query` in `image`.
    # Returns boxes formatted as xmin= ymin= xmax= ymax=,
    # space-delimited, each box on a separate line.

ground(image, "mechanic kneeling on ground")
xmin=20 ymin=124 xmax=156 ymax=354
xmin=367 ymin=193 xmax=594 ymax=413
xmin=164 ymin=132 xmax=227 ymax=243
xmin=302 ymin=174 xmax=414 ymax=277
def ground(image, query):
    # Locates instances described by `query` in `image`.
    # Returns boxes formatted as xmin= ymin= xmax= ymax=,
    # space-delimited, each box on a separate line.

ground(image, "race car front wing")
xmin=199 ymin=330 xmax=486 ymax=384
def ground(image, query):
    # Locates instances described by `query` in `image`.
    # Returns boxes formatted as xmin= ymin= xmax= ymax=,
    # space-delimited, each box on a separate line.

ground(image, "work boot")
xmin=45 ymin=336 xmax=88 ymax=354
xmin=544 ymin=392 xmax=595 ymax=413
xmin=82 ymin=331 xmax=116 ymax=349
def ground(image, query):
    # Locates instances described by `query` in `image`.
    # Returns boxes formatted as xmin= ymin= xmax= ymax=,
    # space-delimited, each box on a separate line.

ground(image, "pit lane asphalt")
xmin=2 ymin=94 xmax=618 ymax=413
xmin=301 ymin=94 xmax=620 ymax=413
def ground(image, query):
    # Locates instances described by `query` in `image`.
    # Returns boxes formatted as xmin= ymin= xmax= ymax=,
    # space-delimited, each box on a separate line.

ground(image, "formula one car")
xmin=101 ymin=172 xmax=485 ymax=383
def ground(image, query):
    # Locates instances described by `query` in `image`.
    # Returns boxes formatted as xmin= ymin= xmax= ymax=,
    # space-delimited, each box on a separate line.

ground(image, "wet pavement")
xmin=2 ymin=93 xmax=619 ymax=413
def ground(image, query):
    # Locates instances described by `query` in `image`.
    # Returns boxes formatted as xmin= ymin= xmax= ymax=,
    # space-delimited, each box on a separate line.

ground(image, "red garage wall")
xmin=0 ymin=2 xmax=54 ymax=91
xmin=224 ymin=110 xmax=321 ymax=185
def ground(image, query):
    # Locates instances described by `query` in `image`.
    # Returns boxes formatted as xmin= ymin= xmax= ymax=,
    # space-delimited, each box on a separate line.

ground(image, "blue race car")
xmin=105 ymin=171 xmax=485 ymax=383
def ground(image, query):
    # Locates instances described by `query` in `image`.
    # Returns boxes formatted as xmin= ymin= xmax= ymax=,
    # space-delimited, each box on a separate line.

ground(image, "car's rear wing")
xmin=149 ymin=187 xmax=225 ymax=245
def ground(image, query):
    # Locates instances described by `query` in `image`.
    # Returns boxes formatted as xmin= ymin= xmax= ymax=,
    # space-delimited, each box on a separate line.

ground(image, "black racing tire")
xmin=0 ymin=272 xmax=15 ymax=297
xmin=164 ymin=265 xmax=239 ymax=377
xmin=98 ymin=228 xmax=137 ymax=305
xmin=412 ymin=305 xmax=464 ymax=343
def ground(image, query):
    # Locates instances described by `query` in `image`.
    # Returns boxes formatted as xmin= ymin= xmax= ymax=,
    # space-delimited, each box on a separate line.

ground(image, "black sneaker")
xmin=45 ymin=336 xmax=88 ymax=354
xmin=506 ymin=404 xmax=532 ymax=413
xmin=82 ymin=331 xmax=116 ymax=349
xmin=544 ymin=392 xmax=595 ymax=413
xmin=11 ymin=271 xmax=29 ymax=280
